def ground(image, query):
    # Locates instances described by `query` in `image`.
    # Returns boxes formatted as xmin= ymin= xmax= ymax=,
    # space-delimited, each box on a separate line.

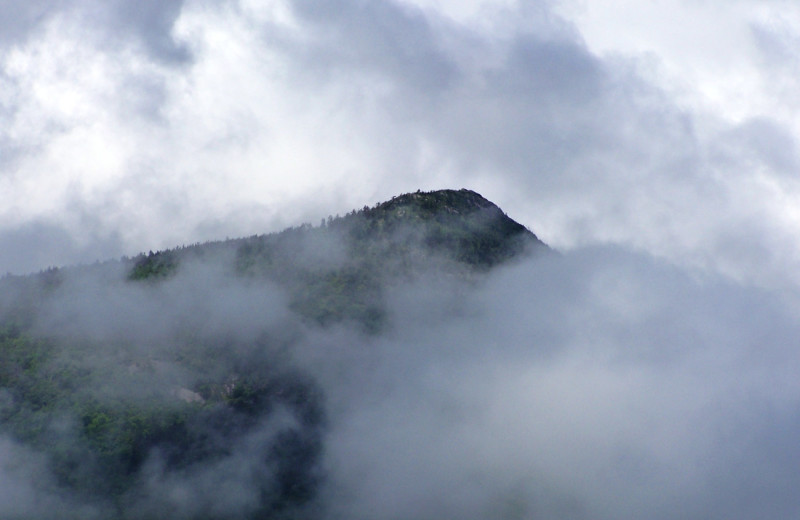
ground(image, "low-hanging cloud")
xmin=1 ymin=226 xmax=800 ymax=518
xmin=0 ymin=3 xmax=798 ymax=517
xmin=313 ymin=247 xmax=800 ymax=520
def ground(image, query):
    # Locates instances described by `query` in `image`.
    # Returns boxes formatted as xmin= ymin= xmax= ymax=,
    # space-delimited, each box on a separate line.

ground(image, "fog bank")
xmin=2 ymin=244 xmax=800 ymax=519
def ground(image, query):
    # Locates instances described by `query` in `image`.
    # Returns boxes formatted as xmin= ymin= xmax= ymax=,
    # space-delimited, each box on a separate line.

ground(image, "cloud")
xmin=286 ymin=0 xmax=459 ymax=92
xmin=1 ymin=220 xmax=800 ymax=518
xmin=0 ymin=1 xmax=799 ymax=516
xmin=0 ymin=435 xmax=108 ymax=519
xmin=0 ymin=0 xmax=799 ymax=288
xmin=0 ymin=1 xmax=64 ymax=45
xmin=313 ymin=248 xmax=800 ymax=519
xmin=91 ymin=0 xmax=192 ymax=64
xmin=0 ymin=220 xmax=124 ymax=275
xmin=1 ymin=252 xmax=326 ymax=518
xmin=0 ymin=0 xmax=190 ymax=62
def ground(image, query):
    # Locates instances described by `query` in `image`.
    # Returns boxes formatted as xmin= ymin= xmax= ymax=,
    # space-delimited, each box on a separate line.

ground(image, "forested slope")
xmin=0 ymin=189 xmax=544 ymax=519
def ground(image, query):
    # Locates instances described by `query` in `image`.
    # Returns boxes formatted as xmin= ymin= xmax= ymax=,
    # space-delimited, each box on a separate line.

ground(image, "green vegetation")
xmin=122 ymin=189 xmax=543 ymax=331
xmin=0 ymin=189 xmax=543 ymax=518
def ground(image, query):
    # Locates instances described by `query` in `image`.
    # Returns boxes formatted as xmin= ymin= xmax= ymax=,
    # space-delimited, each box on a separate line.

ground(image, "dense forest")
xmin=0 ymin=189 xmax=544 ymax=519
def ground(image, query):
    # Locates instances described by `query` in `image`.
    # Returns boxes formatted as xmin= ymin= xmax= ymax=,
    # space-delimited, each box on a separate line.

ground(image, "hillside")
xmin=0 ymin=189 xmax=544 ymax=519
xmin=128 ymin=188 xmax=545 ymax=330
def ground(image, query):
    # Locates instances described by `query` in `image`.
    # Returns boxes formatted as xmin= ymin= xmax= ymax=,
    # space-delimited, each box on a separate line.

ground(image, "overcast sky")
xmin=0 ymin=0 xmax=799 ymax=284
xmin=4 ymin=3 xmax=800 ymax=517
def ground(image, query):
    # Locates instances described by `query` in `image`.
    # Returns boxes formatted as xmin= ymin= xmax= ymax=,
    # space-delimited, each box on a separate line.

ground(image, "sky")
xmin=4 ymin=2 xmax=800 ymax=516
xmin=0 ymin=0 xmax=799 ymax=285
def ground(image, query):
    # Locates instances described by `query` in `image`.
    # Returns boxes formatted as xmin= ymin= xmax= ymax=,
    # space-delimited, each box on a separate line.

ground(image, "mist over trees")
xmin=2 ymin=189 xmax=800 ymax=519
xmin=0 ymin=189 xmax=544 ymax=519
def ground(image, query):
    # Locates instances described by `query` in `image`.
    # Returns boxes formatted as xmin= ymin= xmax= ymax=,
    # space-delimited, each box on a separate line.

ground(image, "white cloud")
xmin=311 ymin=248 xmax=800 ymax=519
xmin=561 ymin=0 xmax=800 ymax=124
xmin=0 ymin=2 xmax=799 ymax=515
xmin=0 ymin=0 xmax=796 ymax=292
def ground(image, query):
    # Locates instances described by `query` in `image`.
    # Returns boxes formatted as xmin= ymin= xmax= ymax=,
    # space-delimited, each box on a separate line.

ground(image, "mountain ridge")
xmin=0 ymin=188 xmax=546 ymax=519
xmin=129 ymin=188 xmax=545 ymax=279
xmin=123 ymin=188 xmax=545 ymax=329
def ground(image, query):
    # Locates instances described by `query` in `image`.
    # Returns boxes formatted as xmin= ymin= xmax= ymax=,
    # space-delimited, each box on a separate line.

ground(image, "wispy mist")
xmin=315 ymin=248 xmax=800 ymax=519
xmin=3 ymin=233 xmax=798 ymax=518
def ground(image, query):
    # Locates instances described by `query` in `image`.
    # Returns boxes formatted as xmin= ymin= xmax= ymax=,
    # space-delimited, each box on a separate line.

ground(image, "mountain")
xmin=0 ymin=189 xmax=544 ymax=519
xmin=128 ymin=188 xmax=546 ymax=330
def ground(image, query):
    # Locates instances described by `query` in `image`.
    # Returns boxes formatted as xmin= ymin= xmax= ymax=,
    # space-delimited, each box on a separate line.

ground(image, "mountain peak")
xmin=378 ymin=188 xmax=498 ymax=215
xmin=0 ymin=188 xmax=547 ymax=515
xmin=351 ymin=188 xmax=545 ymax=268
xmin=124 ymin=188 xmax=545 ymax=282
